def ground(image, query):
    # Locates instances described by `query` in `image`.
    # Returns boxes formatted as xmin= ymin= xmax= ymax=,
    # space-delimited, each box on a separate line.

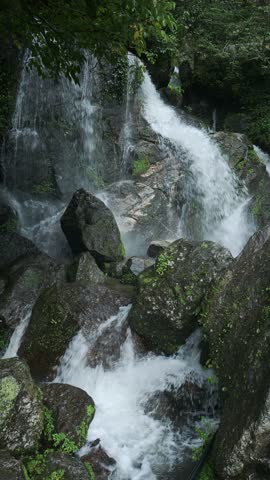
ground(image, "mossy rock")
xmin=128 ymin=238 xmax=232 ymax=354
xmin=0 ymin=358 xmax=43 ymax=455
xmin=203 ymin=226 xmax=270 ymax=478
xmin=41 ymin=383 xmax=95 ymax=449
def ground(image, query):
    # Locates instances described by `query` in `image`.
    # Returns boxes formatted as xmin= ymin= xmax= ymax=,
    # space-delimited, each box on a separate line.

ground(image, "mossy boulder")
xmin=61 ymin=189 xmax=125 ymax=264
xmin=25 ymin=451 xmax=91 ymax=480
xmin=0 ymin=253 xmax=66 ymax=329
xmin=67 ymin=252 xmax=105 ymax=284
xmin=19 ymin=282 xmax=132 ymax=380
xmin=0 ymin=450 xmax=24 ymax=480
xmin=0 ymin=358 xmax=43 ymax=455
xmin=41 ymin=383 xmax=95 ymax=449
xmin=203 ymin=226 xmax=270 ymax=479
xmin=128 ymin=238 xmax=232 ymax=354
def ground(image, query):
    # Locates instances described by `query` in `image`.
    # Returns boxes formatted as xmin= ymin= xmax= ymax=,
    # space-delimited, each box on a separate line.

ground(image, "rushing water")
xmin=56 ymin=306 xmax=217 ymax=480
xmin=1 ymin=58 xmax=258 ymax=479
xmin=141 ymin=72 xmax=255 ymax=256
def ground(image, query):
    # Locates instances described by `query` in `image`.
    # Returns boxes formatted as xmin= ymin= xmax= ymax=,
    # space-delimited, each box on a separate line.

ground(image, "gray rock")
xmin=0 ymin=233 xmax=40 ymax=269
xmin=33 ymin=451 xmax=90 ymax=480
xmin=129 ymin=238 xmax=232 ymax=354
xmin=19 ymin=281 xmax=132 ymax=380
xmin=147 ymin=240 xmax=172 ymax=258
xmin=213 ymin=131 xmax=251 ymax=168
xmin=67 ymin=252 xmax=105 ymax=284
xmin=0 ymin=358 xmax=43 ymax=454
xmin=204 ymin=226 xmax=270 ymax=478
xmin=61 ymin=189 xmax=125 ymax=263
xmin=41 ymin=383 xmax=95 ymax=448
xmin=0 ymin=450 xmax=24 ymax=480
xmin=0 ymin=253 xmax=66 ymax=329
xmin=82 ymin=446 xmax=116 ymax=480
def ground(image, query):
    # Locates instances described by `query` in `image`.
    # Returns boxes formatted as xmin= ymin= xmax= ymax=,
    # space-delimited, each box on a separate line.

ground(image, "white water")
xmin=254 ymin=145 xmax=270 ymax=175
xmin=141 ymin=72 xmax=253 ymax=256
xmin=3 ymin=311 xmax=31 ymax=358
xmin=56 ymin=306 xmax=215 ymax=480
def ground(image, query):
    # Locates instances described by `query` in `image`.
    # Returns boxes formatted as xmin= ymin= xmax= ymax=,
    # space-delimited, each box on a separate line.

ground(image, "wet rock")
xmin=82 ymin=446 xmax=116 ymax=480
xmin=0 ymin=317 xmax=12 ymax=357
xmin=0 ymin=202 xmax=18 ymax=234
xmin=34 ymin=451 xmax=90 ymax=480
xmin=61 ymin=189 xmax=125 ymax=263
xmin=41 ymin=383 xmax=95 ymax=448
xmin=67 ymin=252 xmax=105 ymax=284
xmin=204 ymin=226 xmax=270 ymax=479
xmin=19 ymin=282 xmax=132 ymax=380
xmin=129 ymin=238 xmax=232 ymax=354
xmin=0 ymin=358 xmax=43 ymax=454
xmin=0 ymin=450 xmax=24 ymax=480
xmin=213 ymin=132 xmax=270 ymax=229
xmin=147 ymin=240 xmax=172 ymax=258
xmin=0 ymin=253 xmax=66 ymax=328
xmin=0 ymin=233 xmax=40 ymax=269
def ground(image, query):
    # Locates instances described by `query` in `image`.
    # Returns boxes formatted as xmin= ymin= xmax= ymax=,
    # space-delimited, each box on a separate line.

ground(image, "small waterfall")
xmin=254 ymin=145 xmax=270 ymax=175
xmin=55 ymin=306 xmax=217 ymax=480
xmin=141 ymin=72 xmax=253 ymax=256
xmin=3 ymin=311 xmax=31 ymax=358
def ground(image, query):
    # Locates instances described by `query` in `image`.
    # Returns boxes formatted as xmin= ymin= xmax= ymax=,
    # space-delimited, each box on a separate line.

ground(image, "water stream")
xmin=1 ymin=59 xmax=257 ymax=479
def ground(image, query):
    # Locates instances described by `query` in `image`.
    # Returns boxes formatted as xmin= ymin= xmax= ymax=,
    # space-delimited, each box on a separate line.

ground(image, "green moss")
xmin=198 ymin=462 xmax=216 ymax=480
xmin=0 ymin=376 xmax=20 ymax=424
xmin=132 ymin=156 xmax=150 ymax=176
xmin=43 ymin=407 xmax=55 ymax=443
xmin=46 ymin=471 xmax=65 ymax=480
xmin=32 ymin=180 xmax=55 ymax=195
xmin=118 ymin=242 xmax=126 ymax=258
xmin=22 ymin=270 xmax=43 ymax=288
xmin=76 ymin=403 xmax=95 ymax=446
xmin=155 ymin=253 xmax=173 ymax=276
xmin=84 ymin=462 xmax=95 ymax=480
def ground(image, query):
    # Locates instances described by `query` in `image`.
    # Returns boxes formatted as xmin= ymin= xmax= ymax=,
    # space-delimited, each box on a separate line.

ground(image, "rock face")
xmin=0 ymin=253 xmax=66 ymax=329
xmin=19 ymin=282 xmax=132 ymax=380
xmin=0 ymin=233 xmax=40 ymax=269
xmin=147 ymin=240 xmax=172 ymax=258
xmin=0 ymin=450 xmax=24 ymax=480
xmin=0 ymin=358 xmax=43 ymax=454
xmin=61 ymin=189 xmax=125 ymax=263
xmin=82 ymin=446 xmax=116 ymax=480
xmin=129 ymin=239 xmax=232 ymax=354
xmin=213 ymin=132 xmax=270 ymax=229
xmin=41 ymin=383 xmax=95 ymax=448
xmin=67 ymin=252 xmax=105 ymax=284
xmin=204 ymin=226 xmax=270 ymax=479
xmin=33 ymin=451 xmax=91 ymax=480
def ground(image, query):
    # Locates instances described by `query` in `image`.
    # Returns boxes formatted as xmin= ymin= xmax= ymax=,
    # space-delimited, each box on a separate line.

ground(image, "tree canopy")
xmin=0 ymin=0 xmax=176 ymax=81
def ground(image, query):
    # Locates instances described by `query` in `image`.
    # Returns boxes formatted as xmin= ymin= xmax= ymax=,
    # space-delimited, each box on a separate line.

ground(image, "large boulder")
xmin=61 ymin=189 xmax=125 ymax=263
xmin=129 ymin=238 xmax=232 ymax=354
xmin=41 ymin=383 xmax=95 ymax=448
xmin=0 ymin=450 xmax=24 ymax=480
xmin=0 ymin=233 xmax=40 ymax=270
xmin=204 ymin=226 xmax=270 ymax=479
xmin=25 ymin=451 xmax=91 ymax=480
xmin=0 ymin=358 xmax=43 ymax=454
xmin=18 ymin=282 xmax=132 ymax=380
xmin=0 ymin=253 xmax=66 ymax=329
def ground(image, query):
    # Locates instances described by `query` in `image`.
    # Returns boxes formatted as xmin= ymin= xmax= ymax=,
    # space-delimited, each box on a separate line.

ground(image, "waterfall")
xmin=3 ymin=311 xmax=31 ymax=359
xmin=141 ymin=72 xmax=254 ymax=256
xmin=55 ymin=306 xmax=217 ymax=480
xmin=254 ymin=145 xmax=270 ymax=175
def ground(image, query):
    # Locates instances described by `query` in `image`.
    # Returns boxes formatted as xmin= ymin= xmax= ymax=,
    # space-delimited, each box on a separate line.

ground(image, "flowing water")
xmin=56 ymin=306 xmax=217 ymax=480
xmin=1 ymin=58 xmax=258 ymax=479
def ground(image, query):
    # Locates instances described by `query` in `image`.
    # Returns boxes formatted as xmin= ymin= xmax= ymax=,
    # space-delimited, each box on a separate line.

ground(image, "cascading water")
xmin=141 ymin=72 xmax=255 ymax=256
xmin=56 ymin=306 xmax=217 ymax=480
xmin=254 ymin=145 xmax=270 ymax=175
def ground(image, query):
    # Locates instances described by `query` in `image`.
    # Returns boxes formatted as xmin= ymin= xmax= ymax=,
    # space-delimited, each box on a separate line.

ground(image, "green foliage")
xmin=52 ymin=432 xmax=78 ymax=454
xmin=132 ymin=156 xmax=150 ymax=176
xmin=0 ymin=0 xmax=176 ymax=82
xmin=46 ymin=469 xmax=65 ymax=480
xmin=198 ymin=462 xmax=216 ymax=480
xmin=192 ymin=418 xmax=215 ymax=461
xmin=32 ymin=180 xmax=55 ymax=195
xmin=84 ymin=462 xmax=95 ymax=480
xmin=43 ymin=407 xmax=55 ymax=443
xmin=156 ymin=253 xmax=173 ymax=276
xmin=76 ymin=403 xmax=95 ymax=444
xmin=118 ymin=242 xmax=126 ymax=258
